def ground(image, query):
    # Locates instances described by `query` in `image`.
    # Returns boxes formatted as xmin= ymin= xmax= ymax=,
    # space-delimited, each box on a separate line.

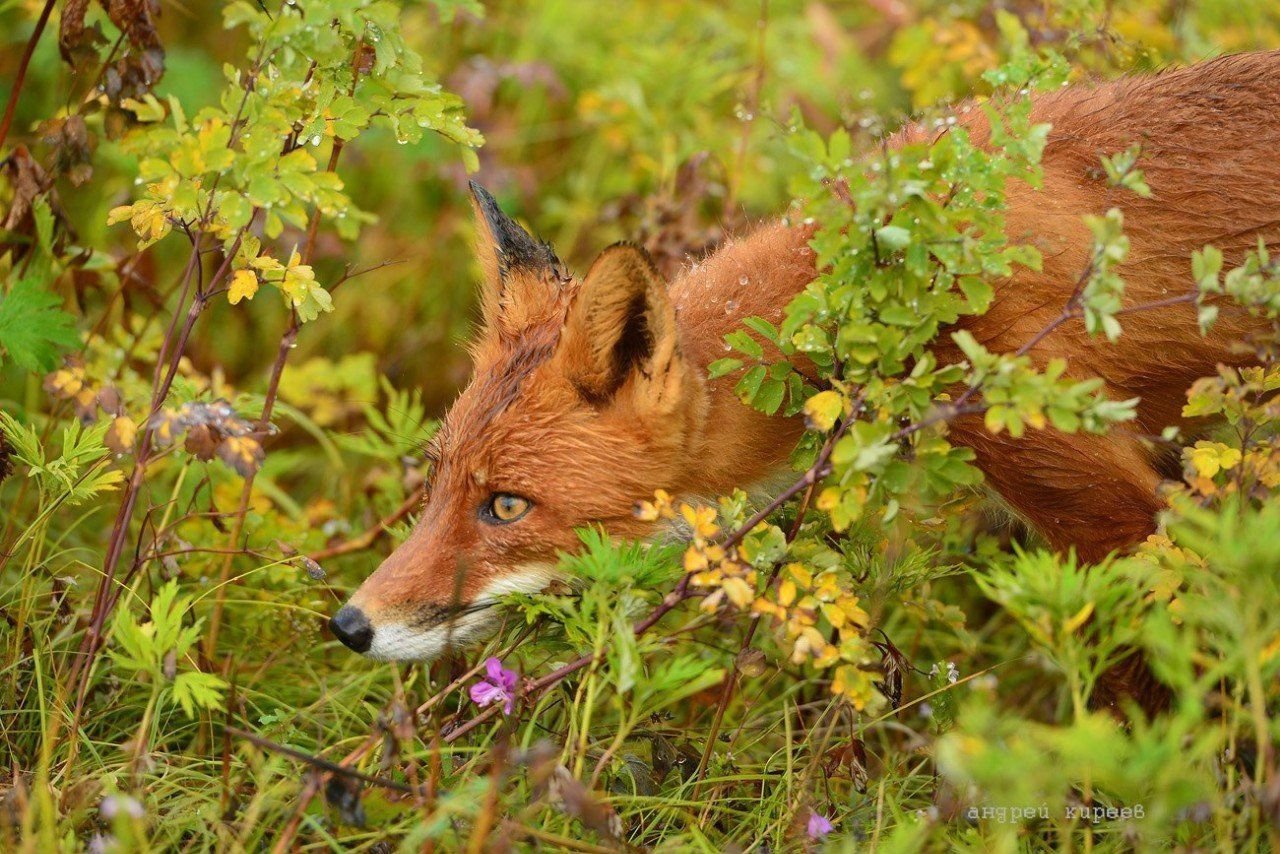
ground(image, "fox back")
xmin=329 ymin=51 xmax=1279 ymax=662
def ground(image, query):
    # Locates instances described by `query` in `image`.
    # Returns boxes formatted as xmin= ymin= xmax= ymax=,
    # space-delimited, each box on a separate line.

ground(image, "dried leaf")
xmin=44 ymin=368 xmax=84 ymax=399
xmin=1 ymin=148 xmax=62 ymax=259
xmin=736 ymin=648 xmax=766 ymax=678
xmin=873 ymin=633 xmax=909 ymax=710
xmin=323 ymin=775 xmax=365 ymax=827
xmin=96 ymin=385 xmax=122 ymax=416
xmin=59 ymin=0 xmax=90 ymax=58
xmin=541 ymin=765 xmax=622 ymax=840
xmin=184 ymin=423 xmax=217 ymax=462
xmin=105 ymin=416 xmax=138 ymax=454
xmin=40 ymin=115 xmax=97 ymax=186
xmin=149 ymin=408 xmax=181 ymax=444
xmin=216 ymin=435 xmax=264 ymax=476
xmin=73 ymin=388 xmax=99 ymax=424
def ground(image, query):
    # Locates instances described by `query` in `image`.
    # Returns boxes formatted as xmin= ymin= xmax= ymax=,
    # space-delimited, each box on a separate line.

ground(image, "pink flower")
xmin=807 ymin=811 xmax=833 ymax=839
xmin=469 ymin=657 xmax=519 ymax=715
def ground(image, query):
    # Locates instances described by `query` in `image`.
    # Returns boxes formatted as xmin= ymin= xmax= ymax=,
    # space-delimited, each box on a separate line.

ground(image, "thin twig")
xmin=0 ymin=0 xmax=56 ymax=153
xmin=308 ymin=485 xmax=425 ymax=562
xmin=228 ymin=726 xmax=420 ymax=794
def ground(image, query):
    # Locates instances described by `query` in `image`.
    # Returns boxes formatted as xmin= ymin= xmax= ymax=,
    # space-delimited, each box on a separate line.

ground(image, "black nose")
xmin=329 ymin=605 xmax=373 ymax=653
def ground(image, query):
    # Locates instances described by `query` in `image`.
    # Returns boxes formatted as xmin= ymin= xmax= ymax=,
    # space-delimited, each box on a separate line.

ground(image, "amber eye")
xmin=481 ymin=493 xmax=531 ymax=524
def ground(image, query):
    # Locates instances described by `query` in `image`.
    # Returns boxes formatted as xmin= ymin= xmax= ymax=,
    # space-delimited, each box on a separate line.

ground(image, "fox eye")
xmin=481 ymin=492 xmax=531 ymax=524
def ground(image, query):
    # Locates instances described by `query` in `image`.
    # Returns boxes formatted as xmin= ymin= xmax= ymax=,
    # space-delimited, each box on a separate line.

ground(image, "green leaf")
xmin=725 ymin=329 xmax=763 ymax=360
xmin=707 ymin=357 xmax=743 ymax=380
xmin=875 ymin=225 xmax=912 ymax=252
xmin=0 ymin=276 xmax=80 ymax=372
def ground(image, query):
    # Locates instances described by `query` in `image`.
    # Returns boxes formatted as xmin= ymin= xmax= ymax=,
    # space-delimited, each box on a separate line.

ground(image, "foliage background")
xmin=0 ymin=0 xmax=1278 ymax=850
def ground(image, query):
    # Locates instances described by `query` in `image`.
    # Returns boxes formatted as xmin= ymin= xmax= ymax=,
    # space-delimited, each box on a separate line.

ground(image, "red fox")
xmin=330 ymin=52 xmax=1277 ymax=667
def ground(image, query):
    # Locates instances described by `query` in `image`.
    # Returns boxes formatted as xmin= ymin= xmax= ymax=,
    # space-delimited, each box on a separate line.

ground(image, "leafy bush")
xmin=0 ymin=0 xmax=1277 ymax=850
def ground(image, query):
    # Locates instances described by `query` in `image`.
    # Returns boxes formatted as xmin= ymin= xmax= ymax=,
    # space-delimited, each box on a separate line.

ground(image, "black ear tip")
xmin=467 ymin=179 xmax=490 ymax=200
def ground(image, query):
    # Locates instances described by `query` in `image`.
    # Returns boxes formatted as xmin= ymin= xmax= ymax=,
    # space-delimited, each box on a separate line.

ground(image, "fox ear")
xmin=561 ymin=243 xmax=683 ymax=408
xmin=469 ymin=181 xmax=565 ymax=336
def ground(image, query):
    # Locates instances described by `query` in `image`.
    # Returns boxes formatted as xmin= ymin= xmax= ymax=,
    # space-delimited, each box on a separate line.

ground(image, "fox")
xmin=329 ymin=52 xmax=1279 ymax=680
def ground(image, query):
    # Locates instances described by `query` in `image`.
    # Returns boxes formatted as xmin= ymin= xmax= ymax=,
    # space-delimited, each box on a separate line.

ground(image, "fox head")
xmin=329 ymin=183 xmax=709 ymax=660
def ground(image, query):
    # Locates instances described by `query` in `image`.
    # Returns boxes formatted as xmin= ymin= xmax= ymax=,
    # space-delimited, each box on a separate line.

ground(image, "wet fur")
xmin=341 ymin=54 xmax=1279 ymax=703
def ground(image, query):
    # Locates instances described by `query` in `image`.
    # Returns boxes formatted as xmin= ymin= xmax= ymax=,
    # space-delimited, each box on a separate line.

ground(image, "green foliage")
xmin=109 ymin=581 xmax=229 ymax=718
xmin=0 ymin=202 xmax=79 ymax=371
xmin=0 ymin=0 xmax=1278 ymax=851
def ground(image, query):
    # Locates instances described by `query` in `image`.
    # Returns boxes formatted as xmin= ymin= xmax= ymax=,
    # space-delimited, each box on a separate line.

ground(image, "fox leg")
xmin=948 ymin=415 xmax=1172 ymax=715
xmin=947 ymin=415 xmax=1164 ymax=563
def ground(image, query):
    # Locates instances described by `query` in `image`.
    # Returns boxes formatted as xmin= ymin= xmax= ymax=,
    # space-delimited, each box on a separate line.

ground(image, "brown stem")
xmin=70 ymin=226 xmax=251 ymax=713
xmin=0 ymin=0 xmax=56 ymax=153
xmin=308 ymin=485 xmax=424 ymax=562
xmin=204 ymin=137 xmax=347 ymax=662
xmin=229 ymin=727 xmax=420 ymax=794
xmin=690 ymin=417 xmax=849 ymax=795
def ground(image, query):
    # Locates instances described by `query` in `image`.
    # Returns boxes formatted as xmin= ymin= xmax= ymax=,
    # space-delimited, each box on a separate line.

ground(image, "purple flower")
xmin=807 ymin=811 xmax=833 ymax=840
xmin=100 ymin=795 xmax=144 ymax=820
xmin=469 ymin=657 xmax=519 ymax=715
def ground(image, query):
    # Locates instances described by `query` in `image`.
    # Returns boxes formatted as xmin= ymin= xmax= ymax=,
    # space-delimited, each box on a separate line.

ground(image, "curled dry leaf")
xmin=297 ymin=556 xmax=326 ymax=581
xmin=1 ymin=148 xmax=65 ymax=259
xmin=183 ymin=423 xmax=218 ymax=462
xmin=146 ymin=401 xmax=267 ymax=476
xmin=541 ymin=764 xmax=623 ymax=841
xmin=72 ymin=388 xmax=99 ymax=424
xmin=736 ymin=647 xmax=766 ymax=678
xmin=96 ymin=385 xmax=123 ymax=417
xmin=58 ymin=0 xmax=98 ymax=64
xmin=872 ymin=632 xmax=909 ymax=710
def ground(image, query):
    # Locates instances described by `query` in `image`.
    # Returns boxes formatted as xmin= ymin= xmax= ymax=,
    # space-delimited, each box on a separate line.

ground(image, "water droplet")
xmin=724 ymin=299 xmax=739 ymax=314
xmin=738 ymin=275 xmax=749 ymax=286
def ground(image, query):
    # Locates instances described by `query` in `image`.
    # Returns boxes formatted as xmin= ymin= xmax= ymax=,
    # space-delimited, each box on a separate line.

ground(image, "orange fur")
xmin=337 ymin=52 xmax=1278 ymax=663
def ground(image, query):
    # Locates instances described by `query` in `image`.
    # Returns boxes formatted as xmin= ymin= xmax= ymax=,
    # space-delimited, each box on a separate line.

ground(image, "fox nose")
xmin=329 ymin=605 xmax=373 ymax=653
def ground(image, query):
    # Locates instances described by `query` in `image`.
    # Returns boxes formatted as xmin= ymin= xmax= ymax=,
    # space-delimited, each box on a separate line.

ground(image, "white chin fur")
xmin=363 ymin=566 xmax=554 ymax=662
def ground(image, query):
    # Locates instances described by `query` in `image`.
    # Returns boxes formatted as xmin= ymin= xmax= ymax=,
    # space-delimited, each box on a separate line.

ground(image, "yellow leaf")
xmin=1187 ymin=441 xmax=1241 ymax=479
xmin=228 ymin=269 xmax=259 ymax=305
xmin=803 ymin=390 xmax=844 ymax=432
xmin=722 ymin=576 xmax=754 ymax=609
xmin=778 ymin=579 xmax=797 ymax=607
xmin=1064 ymin=602 xmax=1095 ymax=634
xmin=786 ymin=562 xmax=812 ymax=588
xmin=822 ymin=603 xmax=846 ymax=628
